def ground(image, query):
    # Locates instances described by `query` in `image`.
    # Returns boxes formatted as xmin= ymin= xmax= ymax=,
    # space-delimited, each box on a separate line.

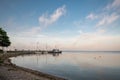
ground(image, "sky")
xmin=0 ymin=0 xmax=120 ymax=51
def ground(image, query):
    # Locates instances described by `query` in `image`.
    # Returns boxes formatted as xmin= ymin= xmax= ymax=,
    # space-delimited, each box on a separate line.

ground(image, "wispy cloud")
xmin=86 ymin=13 xmax=98 ymax=20
xmin=5 ymin=5 xmax=67 ymax=50
xmin=86 ymin=0 xmax=120 ymax=28
xmin=20 ymin=27 xmax=41 ymax=37
xmin=16 ymin=5 xmax=66 ymax=37
xmin=105 ymin=0 xmax=120 ymax=10
xmin=96 ymin=13 xmax=119 ymax=27
xmin=9 ymin=28 xmax=120 ymax=51
xmin=39 ymin=5 xmax=66 ymax=27
xmin=97 ymin=29 xmax=106 ymax=34
xmin=72 ymin=30 xmax=120 ymax=51
xmin=96 ymin=0 xmax=120 ymax=27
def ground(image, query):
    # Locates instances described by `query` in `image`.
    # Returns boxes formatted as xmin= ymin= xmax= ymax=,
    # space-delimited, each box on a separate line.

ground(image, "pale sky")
xmin=0 ymin=0 xmax=120 ymax=51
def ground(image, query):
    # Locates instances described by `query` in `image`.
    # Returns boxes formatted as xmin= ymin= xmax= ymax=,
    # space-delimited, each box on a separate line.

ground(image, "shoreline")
xmin=0 ymin=53 xmax=66 ymax=80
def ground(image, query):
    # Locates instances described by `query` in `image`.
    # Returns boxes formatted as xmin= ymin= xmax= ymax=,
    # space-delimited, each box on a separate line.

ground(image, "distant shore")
xmin=0 ymin=52 xmax=66 ymax=80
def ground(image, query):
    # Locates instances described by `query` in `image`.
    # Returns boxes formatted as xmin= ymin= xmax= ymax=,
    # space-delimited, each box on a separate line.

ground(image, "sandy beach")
xmin=0 ymin=65 xmax=50 ymax=80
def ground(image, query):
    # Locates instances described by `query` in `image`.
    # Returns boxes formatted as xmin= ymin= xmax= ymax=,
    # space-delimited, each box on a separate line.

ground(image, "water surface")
xmin=11 ymin=51 xmax=120 ymax=80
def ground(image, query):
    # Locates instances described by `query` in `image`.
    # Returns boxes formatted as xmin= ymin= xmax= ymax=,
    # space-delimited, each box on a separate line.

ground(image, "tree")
xmin=0 ymin=28 xmax=11 ymax=53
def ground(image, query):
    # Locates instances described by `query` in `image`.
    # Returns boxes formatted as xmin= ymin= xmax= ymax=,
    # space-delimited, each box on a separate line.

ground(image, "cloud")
xmin=19 ymin=27 xmax=41 ymax=37
xmin=96 ymin=13 xmax=119 ymax=27
xmin=86 ymin=0 xmax=120 ymax=28
xmin=86 ymin=13 xmax=98 ymax=20
xmin=72 ymin=0 xmax=120 ymax=50
xmin=106 ymin=0 xmax=120 ymax=10
xmin=6 ymin=5 xmax=67 ymax=50
xmin=8 ymin=29 xmax=120 ymax=51
xmin=39 ymin=5 xmax=66 ymax=27
xmin=14 ymin=5 xmax=66 ymax=37
xmin=111 ymin=0 xmax=120 ymax=8
xmin=72 ymin=30 xmax=120 ymax=51
xmin=97 ymin=29 xmax=106 ymax=34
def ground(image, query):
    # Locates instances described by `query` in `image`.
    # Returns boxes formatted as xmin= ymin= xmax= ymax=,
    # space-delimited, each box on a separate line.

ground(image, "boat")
xmin=48 ymin=49 xmax=62 ymax=53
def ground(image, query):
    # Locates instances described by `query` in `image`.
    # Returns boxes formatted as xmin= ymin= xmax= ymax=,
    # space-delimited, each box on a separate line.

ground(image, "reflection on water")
xmin=10 ymin=52 xmax=120 ymax=80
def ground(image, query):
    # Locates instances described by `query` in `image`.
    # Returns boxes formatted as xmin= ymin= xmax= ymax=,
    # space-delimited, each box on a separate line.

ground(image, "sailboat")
xmin=48 ymin=45 xmax=62 ymax=53
xmin=48 ymin=49 xmax=62 ymax=53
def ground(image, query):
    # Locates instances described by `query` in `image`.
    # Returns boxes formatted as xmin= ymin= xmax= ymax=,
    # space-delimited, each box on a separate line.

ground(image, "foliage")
xmin=0 ymin=28 xmax=11 ymax=48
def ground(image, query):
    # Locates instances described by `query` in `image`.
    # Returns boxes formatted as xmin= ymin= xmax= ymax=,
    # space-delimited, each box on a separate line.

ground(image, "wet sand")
xmin=0 ymin=65 xmax=50 ymax=80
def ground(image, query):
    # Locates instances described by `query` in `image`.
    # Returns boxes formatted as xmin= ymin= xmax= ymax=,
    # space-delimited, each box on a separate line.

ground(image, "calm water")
xmin=10 ymin=51 xmax=120 ymax=80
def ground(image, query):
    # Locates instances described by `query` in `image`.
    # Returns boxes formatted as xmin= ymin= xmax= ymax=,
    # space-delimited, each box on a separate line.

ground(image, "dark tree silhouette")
xmin=0 ymin=28 xmax=11 ymax=53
